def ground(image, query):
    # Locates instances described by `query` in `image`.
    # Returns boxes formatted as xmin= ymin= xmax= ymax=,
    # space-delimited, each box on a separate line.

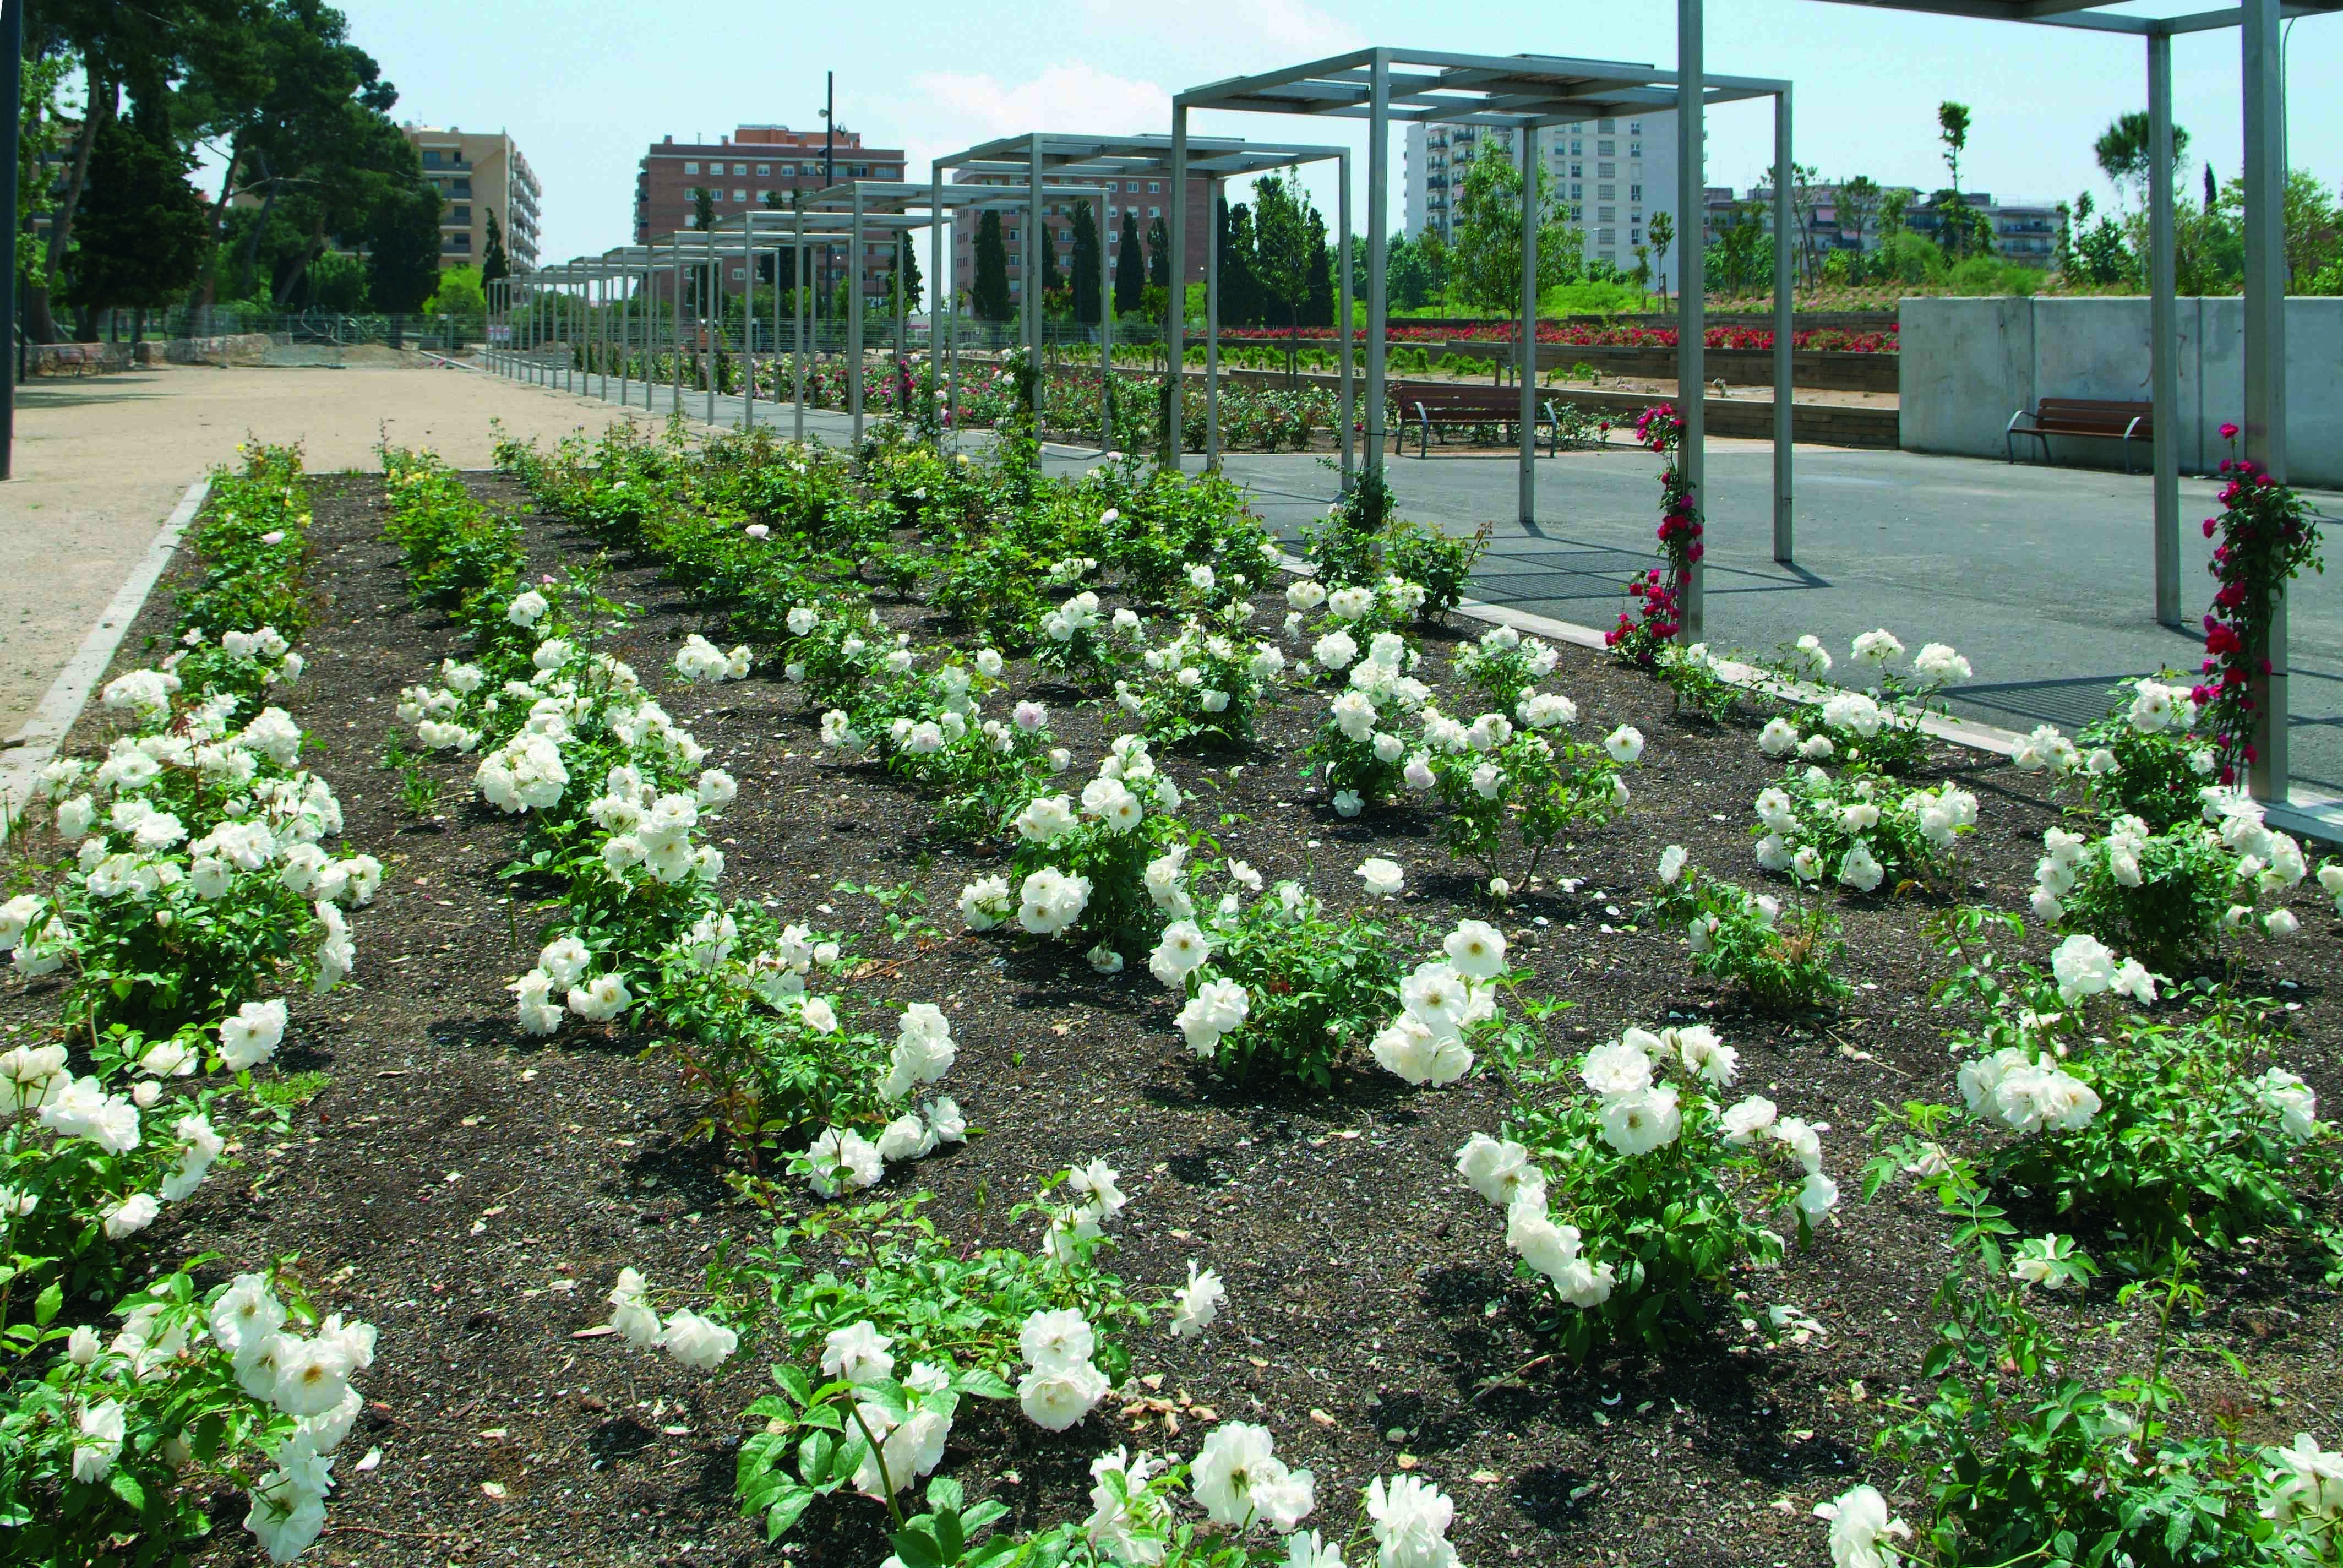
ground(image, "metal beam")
xmin=2242 ymin=0 xmax=2288 ymax=799
xmin=2150 ymin=31 xmax=2181 ymax=627
xmin=1678 ymin=0 xmax=1707 ymax=640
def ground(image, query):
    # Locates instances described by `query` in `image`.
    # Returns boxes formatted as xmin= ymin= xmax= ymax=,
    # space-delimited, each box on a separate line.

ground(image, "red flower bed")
xmin=1213 ymin=322 xmax=1900 ymax=353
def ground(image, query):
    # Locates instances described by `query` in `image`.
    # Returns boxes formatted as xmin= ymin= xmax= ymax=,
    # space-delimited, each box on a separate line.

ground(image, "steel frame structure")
xmin=933 ymin=132 xmax=1359 ymax=489
xmin=1807 ymin=0 xmax=2340 ymax=805
xmin=1174 ymin=47 xmax=1795 ymax=628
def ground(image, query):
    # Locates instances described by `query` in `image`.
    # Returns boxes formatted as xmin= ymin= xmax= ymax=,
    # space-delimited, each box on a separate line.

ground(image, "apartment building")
xmin=635 ymin=125 xmax=906 ymax=304
xmin=399 ymin=125 xmax=540 ymax=273
xmin=946 ymin=170 xmax=1209 ymax=311
xmin=1404 ymin=113 xmax=1681 ymax=280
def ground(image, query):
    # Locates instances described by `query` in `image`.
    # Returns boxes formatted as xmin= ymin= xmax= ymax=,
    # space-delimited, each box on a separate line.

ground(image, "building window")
xmin=1148 ymin=181 xmax=1160 ymax=193
xmin=1570 ymin=162 xmax=1582 ymax=178
xmin=1630 ymin=183 xmax=1642 ymax=203
xmin=756 ymin=163 xmax=771 ymax=176
xmin=451 ymin=204 xmax=471 ymax=222
xmin=1630 ymin=120 xmax=1643 ymax=134
xmin=1598 ymin=206 xmax=1616 ymax=222
xmin=1597 ymin=184 xmax=1615 ymax=201
xmin=1570 ymin=183 xmax=1583 ymax=201
xmin=712 ymin=189 xmax=725 ymax=202
xmin=733 ymin=162 xmax=748 ymax=175
xmin=732 ymin=267 xmax=745 ymax=281
xmin=684 ymin=161 xmax=700 ymax=175
xmin=1149 ymin=206 xmax=1160 ymax=219
xmin=451 ymin=179 xmax=472 ymax=198
xmin=1631 ymin=227 xmax=1643 ymax=244
xmin=733 ymin=188 xmax=747 ymax=202
xmin=1598 ymin=162 xmax=1616 ymax=179
xmin=1598 ymin=118 xmax=1615 ymax=133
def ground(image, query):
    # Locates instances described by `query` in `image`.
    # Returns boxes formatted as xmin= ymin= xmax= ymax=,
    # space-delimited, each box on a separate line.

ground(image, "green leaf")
xmin=109 ymin=1471 xmax=148 ymax=1511
xmin=32 ymin=1282 xmax=63 ymax=1327
xmin=889 ymin=1526 xmax=947 ymax=1568
xmin=762 ymin=1482 xmax=816 ymax=1543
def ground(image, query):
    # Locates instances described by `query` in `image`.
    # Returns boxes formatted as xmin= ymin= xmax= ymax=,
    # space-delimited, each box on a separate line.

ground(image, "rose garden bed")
xmin=5 ymin=423 xmax=2341 ymax=1568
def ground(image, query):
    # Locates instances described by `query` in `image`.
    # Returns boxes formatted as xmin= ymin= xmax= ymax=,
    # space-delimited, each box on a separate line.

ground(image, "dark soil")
xmin=7 ymin=466 xmax=2341 ymax=1568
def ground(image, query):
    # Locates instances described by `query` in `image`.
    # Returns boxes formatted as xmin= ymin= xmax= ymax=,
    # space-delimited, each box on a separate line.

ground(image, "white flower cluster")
xmin=1369 ymin=921 xmax=1507 ymax=1086
xmin=1958 ymin=1043 xmax=2104 ymax=1135
xmin=1751 ymin=769 xmax=1977 ymax=892
xmin=587 ymin=764 xmax=732 ymax=886
xmin=797 ymin=1006 xmax=966 ymax=1195
xmin=961 ymin=738 xmax=1181 ymax=941
xmin=1017 ymin=1306 xmax=1114 ymax=1432
xmin=605 ymin=1267 xmax=738 ymax=1372
xmin=1456 ymin=1131 xmax=1616 ymax=1308
xmin=672 ymin=633 xmax=751 ymax=684
xmin=2126 ymin=677 xmax=2199 ymax=735
xmin=2264 ymin=1432 xmax=2343 ymax=1525
xmin=201 ymin=1275 xmax=378 ymax=1562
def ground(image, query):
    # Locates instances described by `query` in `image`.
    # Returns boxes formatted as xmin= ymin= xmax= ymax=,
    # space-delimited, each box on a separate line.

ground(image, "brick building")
xmin=947 ymin=170 xmax=1209 ymax=314
xmin=635 ymin=125 xmax=906 ymax=304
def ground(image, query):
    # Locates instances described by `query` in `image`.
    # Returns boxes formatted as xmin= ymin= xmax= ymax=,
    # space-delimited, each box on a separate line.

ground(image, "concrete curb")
xmin=1 ymin=475 xmax=211 ymax=843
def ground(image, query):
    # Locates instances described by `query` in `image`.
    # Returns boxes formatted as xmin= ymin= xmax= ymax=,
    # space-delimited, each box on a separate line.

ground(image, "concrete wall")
xmin=1900 ymin=295 xmax=2343 ymax=487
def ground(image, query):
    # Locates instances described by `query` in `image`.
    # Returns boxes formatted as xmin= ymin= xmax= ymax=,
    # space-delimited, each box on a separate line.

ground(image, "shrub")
xmin=1749 ymin=765 xmax=1977 ymax=894
xmin=1419 ymin=708 xmax=1638 ymax=888
xmin=1650 ymin=848 xmax=1851 ymax=1009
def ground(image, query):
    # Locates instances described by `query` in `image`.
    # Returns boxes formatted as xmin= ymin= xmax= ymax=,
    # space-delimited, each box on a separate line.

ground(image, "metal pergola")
xmin=800 ymin=178 xmax=1126 ymax=452
xmin=933 ymin=133 xmax=1361 ymax=487
xmin=1805 ymin=0 xmax=2340 ymax=810
xmin=1174 ymin=48 xmax=1795 ymax=598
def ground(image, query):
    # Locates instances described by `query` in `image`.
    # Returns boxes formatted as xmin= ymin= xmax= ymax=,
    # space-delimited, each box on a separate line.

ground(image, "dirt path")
xmin=0 ymin=362 xmax=702 ymax=743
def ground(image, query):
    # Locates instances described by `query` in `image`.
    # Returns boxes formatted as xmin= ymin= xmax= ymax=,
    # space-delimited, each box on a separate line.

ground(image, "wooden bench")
xmin=2006 ymin=397 xmax=2153 ymax=472
xmin=1388 ymin=378 xmax=1565 ymax=458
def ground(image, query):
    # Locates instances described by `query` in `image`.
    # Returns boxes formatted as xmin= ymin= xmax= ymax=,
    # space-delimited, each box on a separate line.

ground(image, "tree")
xmin=481 ymin=208 xmax=509 ymax=285
xmin=426 ymin=264 xmax=485 ymax=320
xmin=65 ymin=105 xmax=210 ymax=336
xmin=1448 ymin=140 xmax=1580 ymax=323
xmin=2095 ymin=112 xmax=2191 ymax=208
xmin=1114 ymin=210 xmax=1144 ymax=315
xmin=1835 ymin=176 xmax=1879 ymax=259
xmin=1304 ymin=214 xmax=1333 ymax=329
xmin=1069 ymin=198 xmax=1100 ymax=324
xmin=1646 ymin=210 xmax=1676 ymax=302
xmin=1147 ymin=214 xmax=1171 ymax=290
xmin=1386 ymin=232 xmax=1434 ymax=311
xmin=691 ymin=186 xmax=716 ymax=232
xmin=972 ymin=209 xmax=1011 ymax=320
xmin=895 ymin=231 xmax=924 ymax=313
xmin=1879 ymin=188 xmax=1911 ymax=241
xmin=1038 ymin=213 xmax=1061 ymax=296
xmin=1936 ymin=101 xmax=1973 ymax=258
xmin=1251 ymin=173 xmax=1314 ymax=334
xmin=1220 ymin=200 xmax=1260 ymax=326
xmin=365 ymin=179 xmax=443 ymax=312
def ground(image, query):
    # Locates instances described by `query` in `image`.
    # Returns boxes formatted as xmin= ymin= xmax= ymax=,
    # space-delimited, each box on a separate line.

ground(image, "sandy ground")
xmin=1 ymin=362 xmax=702 ymax=743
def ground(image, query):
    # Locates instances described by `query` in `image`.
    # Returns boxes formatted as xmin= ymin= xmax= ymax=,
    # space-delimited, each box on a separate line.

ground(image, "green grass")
xmin=251 ymin=1070 xmax=332 ymax=1110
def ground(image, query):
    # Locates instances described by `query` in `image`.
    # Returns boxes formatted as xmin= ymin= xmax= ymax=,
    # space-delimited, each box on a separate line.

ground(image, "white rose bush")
xmin=2 ymin=447 xmax=381 ymax=1564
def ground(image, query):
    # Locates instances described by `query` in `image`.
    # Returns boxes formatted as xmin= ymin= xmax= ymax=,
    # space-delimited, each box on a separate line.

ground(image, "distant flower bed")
xmin=1214 ymin=322 xmax=1899 ymax=353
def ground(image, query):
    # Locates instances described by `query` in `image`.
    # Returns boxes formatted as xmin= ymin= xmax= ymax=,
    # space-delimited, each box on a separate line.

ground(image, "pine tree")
xmin=973 ymin=209 xmax=1011 ymax=320
xmin=1070 ymin=199 xmax=1100 ymax=324
xmin=1304 ymin=213 xmax=1333 ymax=329
xmin=481 ymin=208 xmax=509 ymax=285
xmin=1147 ymin=214 xmax=1172 ymax=290
xmin=1114 ymin=211 xmax=1145 ymax=314
xmin=67 ymin=111 xmax=210 ymax=324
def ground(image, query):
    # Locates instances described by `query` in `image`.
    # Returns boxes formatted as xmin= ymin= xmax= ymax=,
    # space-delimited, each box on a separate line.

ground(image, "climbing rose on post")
xmin=2194 ymin=422 xmax=2322 ymax=786
xmin=1606 ymin=403 xmax=1703 ymax=668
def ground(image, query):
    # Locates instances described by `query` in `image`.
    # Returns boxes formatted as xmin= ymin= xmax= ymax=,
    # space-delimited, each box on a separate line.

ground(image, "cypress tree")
xmin=1147 ymin=214 xmax=1171 ymax=290
xmin=1304 ymin=211 xmax=1333 ymax=328
xmin=1070 ymin=199 xmax=1100 ymax=324
xmin=1114 ymin=211 xmax=1145 ymax=314
xmin=1038 ymin=213 xmax=1061 ymax=296
xmin=973 ymin=209 xmax=1011 ymax=320
xmin=481 ymin=208 xmax=510 ymax=285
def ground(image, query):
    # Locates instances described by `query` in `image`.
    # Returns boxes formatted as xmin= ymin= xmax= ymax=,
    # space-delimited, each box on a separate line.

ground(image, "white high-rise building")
xmin=1404 ymin=112 xmax=1681 ymax=283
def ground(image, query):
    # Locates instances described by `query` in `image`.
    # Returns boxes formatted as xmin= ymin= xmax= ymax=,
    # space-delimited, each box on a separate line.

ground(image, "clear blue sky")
xmin=334 ymin=0 xmax=2340 ymax=276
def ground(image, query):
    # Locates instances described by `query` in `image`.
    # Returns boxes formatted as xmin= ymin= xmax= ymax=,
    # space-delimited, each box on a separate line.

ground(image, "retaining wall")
xmin=1900 ymin=295 xmax=2343 ymax=486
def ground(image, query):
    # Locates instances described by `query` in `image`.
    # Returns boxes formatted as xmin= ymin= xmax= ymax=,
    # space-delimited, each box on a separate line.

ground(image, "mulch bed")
xmin=7 ymin=466 xmax=2341 ymax=1568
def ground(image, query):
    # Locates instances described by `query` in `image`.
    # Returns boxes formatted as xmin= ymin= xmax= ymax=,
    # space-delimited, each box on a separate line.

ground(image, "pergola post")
xmin=2149 ymin=31 xmax=2181 ymax=627
xmin=850 ymin=184 xmax=867 ymax=443
xmin=1098 ymin=189 xmax=1113 ymax=453
xmin=794 ymin=210 xmax=808 ymax=442
xmin=894 ymin=221 xmax=908 ymax=428
xmin=1027 ymin=136 xmax=1045 ymax=433
xmin=743 ymin=219 xmax=758 ymax=431
xmin=1366 ymin=51 xmax=1390 ymax=487
xmin=1206 ymin=175 xmax=1222 ymax=470
xmin=930 ymin=171 xmax=946 ymax=444
xmin=1676 ymin=3 xmax=1707 ymax=640
xmin=1164 ymin=109 xmax=1188 ymax=472
xmin=1338 ymin=149 xmax=1354 ymax=494
xmin=671 ymin=237 xmax=685 ymax=419
xmin=2241 ymin=0 xmax=2288 ymax=800
xmin=1772 ymin=86 xmax=1795 ymax=565
xmin=618 ymin=265 xmax=631 ymax=405
xmin=1517 ymin=122 xmax=1539 ymax=527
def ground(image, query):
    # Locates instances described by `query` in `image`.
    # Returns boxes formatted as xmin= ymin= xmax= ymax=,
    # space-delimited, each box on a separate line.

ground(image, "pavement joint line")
xmin=2 ymin=475 xmax=212 ymax=844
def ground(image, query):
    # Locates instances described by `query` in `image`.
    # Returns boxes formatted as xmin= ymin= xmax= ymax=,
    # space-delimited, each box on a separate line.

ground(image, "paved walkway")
xmin=0 ymin=363 xmax=705 ymax=743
